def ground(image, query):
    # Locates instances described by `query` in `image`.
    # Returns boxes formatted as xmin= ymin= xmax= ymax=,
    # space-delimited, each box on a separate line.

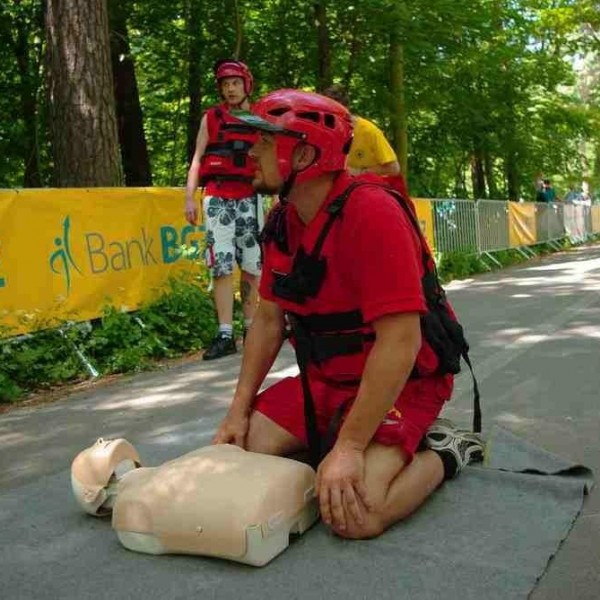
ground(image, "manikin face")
xmin=219 ymin=76 xmax=246 ymax=106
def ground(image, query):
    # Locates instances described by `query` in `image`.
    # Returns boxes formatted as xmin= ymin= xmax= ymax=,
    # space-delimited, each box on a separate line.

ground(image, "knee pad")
xmin=112 ymin=444 xmax=319 ymax=566
xmin=71 ymin=438 xmax=142 ymax=516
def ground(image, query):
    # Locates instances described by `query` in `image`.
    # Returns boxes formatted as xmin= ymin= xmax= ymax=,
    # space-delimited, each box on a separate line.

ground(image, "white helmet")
xmin=71 ymin=438 xmax=142 ymax=516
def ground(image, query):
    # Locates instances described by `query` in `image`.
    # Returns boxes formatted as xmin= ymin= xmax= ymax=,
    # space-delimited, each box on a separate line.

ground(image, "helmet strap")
xmin=280 ymin=171 xmax=297 ymax=200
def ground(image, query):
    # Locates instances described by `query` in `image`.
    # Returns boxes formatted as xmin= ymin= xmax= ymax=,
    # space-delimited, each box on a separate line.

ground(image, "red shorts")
xmin=254 ymin=374 xmax=452 ymax=459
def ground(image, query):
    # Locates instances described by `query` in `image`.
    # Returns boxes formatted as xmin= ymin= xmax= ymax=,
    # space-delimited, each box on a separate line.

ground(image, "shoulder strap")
xmin=307 ymin=183 xmax=358 ymax=258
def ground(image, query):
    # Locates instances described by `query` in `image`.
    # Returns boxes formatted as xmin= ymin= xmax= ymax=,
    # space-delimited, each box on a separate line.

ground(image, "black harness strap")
xmin=296 ymin=309 xmax=364 ymax=332
xmin=204 ymin=140 xmax=254 ymax=156
xmin=219 ymin=122 xmax=261 ymax=135
xmin=287 ymin=313 xmax=323 ymax=468
xmin=199 ymin=173 xmax=255 ymax=185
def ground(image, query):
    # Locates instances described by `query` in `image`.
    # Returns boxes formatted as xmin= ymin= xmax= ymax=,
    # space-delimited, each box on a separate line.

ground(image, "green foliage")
xmin=138 ymin=274 xmax=218 ymax=354
xmin=0 ymin=328 xmax=86 ymax=400
xmin=82 ymin=307 xmax=164 ymax=374
xmin=0 ymin=273 xmax=221 ymax=403
xmin=0 ymin=371 xmax=23 ymax=403
xmin=487 ymin=249 xmax=530 ymax=268
xmin=1 ymin=0 xmax=597 ymax=195
xmin=437 ymin=252 xmax=489 ymax=282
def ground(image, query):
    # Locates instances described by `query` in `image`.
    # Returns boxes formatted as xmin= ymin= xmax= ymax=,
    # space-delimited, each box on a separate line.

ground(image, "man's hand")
xmin=212 ymin=410 xmax=249 ymax=447
xmin=184 ymin=197 xmax=198 ymax=225
xmin=315 ymin=442 xmax=373 ymax=532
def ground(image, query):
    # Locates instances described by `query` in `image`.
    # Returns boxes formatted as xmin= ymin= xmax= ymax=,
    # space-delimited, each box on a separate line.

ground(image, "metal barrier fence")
xmin=432 ymin=199 xmax=479 ymax=253
xmin=476 ymin=201 xmax=510 ymax=253
xmin=427 ymin=199 xmax=597 ymax=257
xmin=536 ymin=203 xmax=565 ymax=244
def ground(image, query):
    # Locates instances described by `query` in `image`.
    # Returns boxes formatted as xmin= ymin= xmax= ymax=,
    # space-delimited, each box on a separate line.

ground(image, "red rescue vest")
xmin=199 ymin=105 xmax=258 ymax=197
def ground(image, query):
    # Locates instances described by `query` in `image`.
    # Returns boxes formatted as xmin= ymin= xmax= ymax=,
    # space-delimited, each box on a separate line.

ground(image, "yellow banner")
xmin=0 ymin=188 xmax=205 ymax=335
xmin=591 ymin=205 xmax=600 ymax=234
xmin=413 ymin=199 xmax=436 ymax=252
xmin=509 ymin=202 xmax=537 ymax=247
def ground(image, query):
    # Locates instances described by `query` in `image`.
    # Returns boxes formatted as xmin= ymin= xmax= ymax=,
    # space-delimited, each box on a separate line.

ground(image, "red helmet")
xmin=252 ymin=89 xmax=353 ymax=185
xmin=214 ymin=59 xmax=254 ymax=96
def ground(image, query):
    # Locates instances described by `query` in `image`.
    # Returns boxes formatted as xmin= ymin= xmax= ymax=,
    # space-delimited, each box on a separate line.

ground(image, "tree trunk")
xmin=343 ymin=27 xmax=362 ymax=90
xmin=454 ymin=156 xmax=468 ymax=198
xmin=13 ymin=1 xmax=42 ymax=187
xmin=593 ymin=141 xmax=600 ymax=183
xmin=109 ymin=0 xmax=152 ymax=186
xmin=503 ymin=99 xmax=520 ymax=200
xmin=389 ymin=31 xmax=407 ymax=176
xmin=484 ymin=151 xmax=499 ymax=199
xmin=186 ymin=0 xmax=203 ymax=165
xmin=505 ymin=150 xmax=519 ymax=201
xmin=46 ymin=0 xmax=122 ymax=186
xmin=314 ymin=0 xmax=331 ymax=91
xmin=471 ymin=143 xmax=486 ymax=199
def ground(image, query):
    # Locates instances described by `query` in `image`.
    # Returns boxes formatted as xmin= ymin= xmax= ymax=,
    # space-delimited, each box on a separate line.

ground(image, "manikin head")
xmin=240 ymin=89 xmax=353 ymax=195
xmin=214 ymin=59 xmax=253 ymax=108
xmin=71 ymin=438 xmax=141 ymax=516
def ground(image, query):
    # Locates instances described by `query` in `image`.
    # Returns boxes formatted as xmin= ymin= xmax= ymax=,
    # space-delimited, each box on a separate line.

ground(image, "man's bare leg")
xmin=331 ymin=444 xmax=444 ymax=540
xmin=212 ymin=274 xmax=234 ymax=325
xmin=245 ymin=410 xmax=306 ymax=456
xmin=245 ymin=412 xmax=444 ymax=540
xmin=240 ymin=271 xmax=260 ymax=324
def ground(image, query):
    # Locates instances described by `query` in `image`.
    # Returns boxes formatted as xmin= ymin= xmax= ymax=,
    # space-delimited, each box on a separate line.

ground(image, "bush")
xmin=437 ymin=252 xmax=488 ymax=282
xmin=138 ymin=273 xmax=218 ymax=354
xmin=0 ymin=273 xmax=222 ymax=402
xmin=0 ymin=370 xmax=23 ymax=403
xmin=82 ymin=307 xmax=165 ymax=374
xmin=0 ymin=326 xmax=87 ymax=398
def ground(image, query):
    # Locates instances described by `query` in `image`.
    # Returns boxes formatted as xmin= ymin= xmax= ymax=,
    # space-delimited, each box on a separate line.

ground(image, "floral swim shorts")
xmin=203 ymin=195 xmax=263 ymax=277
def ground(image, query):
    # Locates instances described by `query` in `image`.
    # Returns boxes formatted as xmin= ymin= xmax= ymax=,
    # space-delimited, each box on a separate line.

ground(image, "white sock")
xmin=218 ymin=324 xmax=233 ymax=338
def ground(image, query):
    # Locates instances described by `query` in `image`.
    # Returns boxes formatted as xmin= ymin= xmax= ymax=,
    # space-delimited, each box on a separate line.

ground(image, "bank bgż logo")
xmin=49 ymin=216 xmax=81 ymax=294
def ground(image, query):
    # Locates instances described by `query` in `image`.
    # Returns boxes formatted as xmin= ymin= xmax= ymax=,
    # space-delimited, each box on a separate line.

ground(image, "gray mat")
xmin=0 ymin=427 xmax=593 ymax=600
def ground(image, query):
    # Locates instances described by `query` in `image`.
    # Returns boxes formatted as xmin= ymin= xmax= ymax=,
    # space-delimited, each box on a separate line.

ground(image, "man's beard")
xmin=252 ymin=175 xmax=282 ymax=194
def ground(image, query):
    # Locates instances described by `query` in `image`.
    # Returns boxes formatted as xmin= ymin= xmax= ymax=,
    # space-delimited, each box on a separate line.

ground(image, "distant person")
xmin=579 ymin=182 xmax=592 ymax=207
xmin=184 ymin=59 xmax=261 ymax=361
xmin=534 ymin=174 xmax=545 ymax=202
xmin=322 ymin=84 xmax=400 ymax=177
xmin=564 ymin=186 xmax=581 ymax=204
xmin=540 ymin=179 xmax=557 ymax=203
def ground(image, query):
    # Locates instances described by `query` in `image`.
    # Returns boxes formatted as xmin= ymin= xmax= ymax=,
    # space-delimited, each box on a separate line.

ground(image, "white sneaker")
xmin=425 ymin=418 xmax=484 ymax=479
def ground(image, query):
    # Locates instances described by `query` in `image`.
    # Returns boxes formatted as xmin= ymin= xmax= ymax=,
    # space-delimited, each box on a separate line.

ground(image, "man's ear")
xmin=293 ymin=143 xmax=317 ymax=170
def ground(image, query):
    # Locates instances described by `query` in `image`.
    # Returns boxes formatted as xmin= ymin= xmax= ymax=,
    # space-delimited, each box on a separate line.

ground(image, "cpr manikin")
xmin=70 ymin=439 xmax=319 ymax=566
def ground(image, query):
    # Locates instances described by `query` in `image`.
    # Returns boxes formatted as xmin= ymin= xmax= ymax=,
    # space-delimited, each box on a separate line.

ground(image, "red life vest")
xmin=199 ymin=105 xmax=258 ymax=198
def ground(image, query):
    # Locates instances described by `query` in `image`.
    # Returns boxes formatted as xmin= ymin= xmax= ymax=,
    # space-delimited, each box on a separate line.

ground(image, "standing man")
xmin=322 ymin=84 xmax=400 ymax=177
xmin=184 ymin=60 xmax=262 ymax=360
xmin=213 ymin=90 xmax=483 ymax=539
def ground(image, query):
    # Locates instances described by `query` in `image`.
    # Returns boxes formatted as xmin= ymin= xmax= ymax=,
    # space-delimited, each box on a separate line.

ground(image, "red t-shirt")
xmin=260 ymin=173 xmax=446 ymax=386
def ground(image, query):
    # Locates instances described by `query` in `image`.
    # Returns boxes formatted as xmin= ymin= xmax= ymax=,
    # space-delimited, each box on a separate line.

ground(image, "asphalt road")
xmin=1 ymin=244 xmax=599 ymax=599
